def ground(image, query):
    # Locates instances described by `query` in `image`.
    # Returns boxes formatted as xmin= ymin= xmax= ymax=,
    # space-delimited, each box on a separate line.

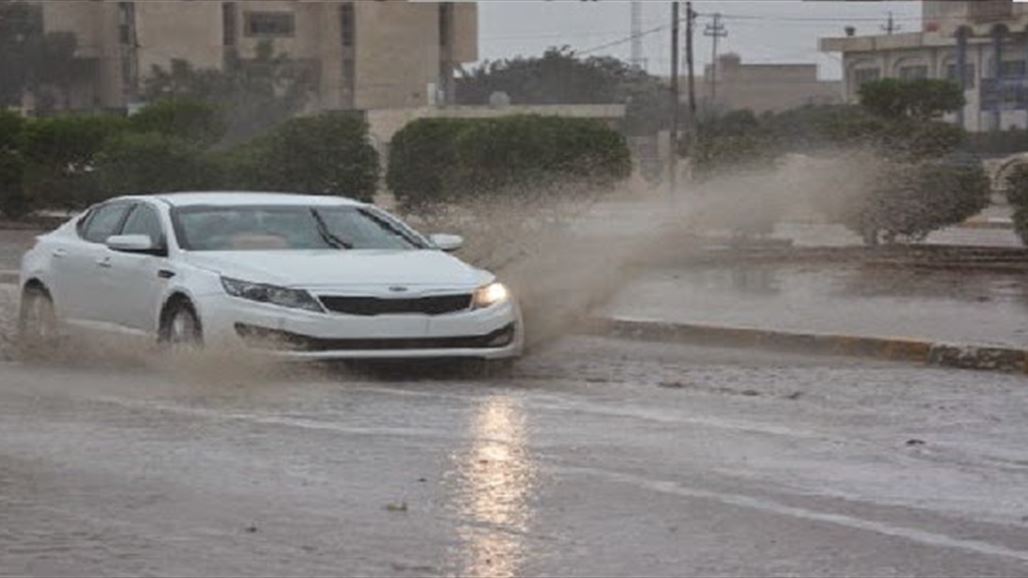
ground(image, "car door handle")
xmin=96 ymin=257 xmax=112 ymax=268
xmin=51 ymin=249 xmax=67 ymax=259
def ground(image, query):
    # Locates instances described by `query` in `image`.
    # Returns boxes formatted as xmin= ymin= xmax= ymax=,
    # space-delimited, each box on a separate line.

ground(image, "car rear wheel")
xmin=18 ymin=285 xmax=58 ymax=351
xmin=160 ymin=300 xmax=203 ymax=350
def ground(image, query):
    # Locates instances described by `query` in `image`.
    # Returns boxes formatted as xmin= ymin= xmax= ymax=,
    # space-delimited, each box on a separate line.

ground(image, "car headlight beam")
xmin=221 ymin=277 xmax=323 ymax=312
xmin=473 ymin=282 xmax=510 ymax=310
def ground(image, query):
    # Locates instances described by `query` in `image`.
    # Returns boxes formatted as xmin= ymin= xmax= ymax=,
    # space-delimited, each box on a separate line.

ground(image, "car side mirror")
xmin=106 ymin=234 xmax=163 ymax=255
xmin=429 ymin=233 xmax=464 ymax=252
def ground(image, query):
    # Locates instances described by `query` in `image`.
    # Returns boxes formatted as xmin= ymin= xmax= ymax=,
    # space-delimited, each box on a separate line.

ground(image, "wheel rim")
xmin=168 ymin=309 xmax=197 ymax=345
xmin=22 ymin=293 xmax=55 ymax=341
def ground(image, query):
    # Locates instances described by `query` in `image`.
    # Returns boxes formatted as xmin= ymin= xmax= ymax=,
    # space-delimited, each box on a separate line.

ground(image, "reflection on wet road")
xmin=452 ymin=396 xmax=535 ymax=578
xmin=1 ymin=336 xmax=1028 ymax=576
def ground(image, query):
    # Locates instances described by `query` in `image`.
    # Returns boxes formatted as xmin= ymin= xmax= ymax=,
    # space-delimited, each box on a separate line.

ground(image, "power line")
xmin=704 ymin=12 xmax=727 ymax=101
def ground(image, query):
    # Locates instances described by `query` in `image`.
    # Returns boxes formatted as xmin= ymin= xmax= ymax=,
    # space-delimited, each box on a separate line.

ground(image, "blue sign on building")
xmin=980 ymin=76 xmax=1028 ymax=111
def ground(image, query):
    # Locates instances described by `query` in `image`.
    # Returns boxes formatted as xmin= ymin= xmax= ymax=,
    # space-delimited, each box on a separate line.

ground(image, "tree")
xmin=142 ymin=41 xmax=317 ymax=143
xmin=858 ymin=78 xmax=965 ymax=122
xmin=456 ymin=46 xmax=673 ymax=136
xmin=0 ymin=1 xmax=81 ymax=112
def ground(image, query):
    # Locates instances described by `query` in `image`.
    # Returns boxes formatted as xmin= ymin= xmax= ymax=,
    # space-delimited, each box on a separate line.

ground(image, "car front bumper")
xmin=193 ymin=292 xmax=524 ymax=360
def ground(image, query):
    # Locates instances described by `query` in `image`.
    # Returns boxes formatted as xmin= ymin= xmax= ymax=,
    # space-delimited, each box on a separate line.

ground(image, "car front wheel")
xmin=18 ymin=285 xmax=58 ymax=352
xmin=160 ymin=300 xmax=203 ymax=350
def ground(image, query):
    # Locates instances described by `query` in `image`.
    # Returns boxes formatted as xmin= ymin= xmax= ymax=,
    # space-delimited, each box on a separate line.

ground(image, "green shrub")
xmin=1005 ymin=163 xmax=1028 ymax=207
xmin=386 ymin=118 xmax=471 ymax=211
xmin=94 ymin=132 xmax=219 ymax=197
xmin=842 ymin=157 xmax=990 ymax=244
xmin=1014 ymin=206 xmax=1028 ymax=246
xmin=0 ymin=109 xmax=25 ymax=151
xmin=0 ymin=148 xmax=28 ymax=220
xmin=387 ymin=114 xmax=631 ymax=212
xmin=18 ymin=114 xmax=126 ymax=209
xmin=223 ymin=112 xmax=379 ymax=202
xmin=1007 ymin=163 xmax=1028 ymax=245
xmin=128 ymin=98 xmax=226 ymax=148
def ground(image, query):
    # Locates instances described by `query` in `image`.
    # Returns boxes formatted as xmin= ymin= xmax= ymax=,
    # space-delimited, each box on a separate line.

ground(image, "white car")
xmin=18 ymin=192 xmax=523 ymax=361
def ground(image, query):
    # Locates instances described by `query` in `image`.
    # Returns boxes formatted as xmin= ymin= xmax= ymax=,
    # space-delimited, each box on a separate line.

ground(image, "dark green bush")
xmin=128 ymin=98 xmax=226 ymax=148
xmin=18 ymin=114 xmax=126 ymax=209
xmin=386 ymin=118 xmax=471 ymax=211
xmin=387 ymin=114 xmax=631 ymax=212
xmin=842 ymin=157 xmax=990 ymax=244
xmin=95 ymin=132 xmax=219 ymax=196
xmin=1006 ymin=163 xmax=1028 ymax=245
xmin=0 ymin=148 xmax=28 ymax=220
xmin=1014 ymin=206 xmax=1028 ymax=246
xmin=222 ymin=112 xmax=379 ymax=202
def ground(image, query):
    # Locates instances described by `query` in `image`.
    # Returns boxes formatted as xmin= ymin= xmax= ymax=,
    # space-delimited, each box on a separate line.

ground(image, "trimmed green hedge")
xmin=225 ymin=112 xmax=380 ymax=202
xmin=1005 ymin=163 xmax=1028 ymax=245
xmin=845 ymin=157 xmax=990 ymax=245
xmin=387 ymin=115 xmax=631 ymax=212
xmin=0 ymin=104 xmax=381 ymax=218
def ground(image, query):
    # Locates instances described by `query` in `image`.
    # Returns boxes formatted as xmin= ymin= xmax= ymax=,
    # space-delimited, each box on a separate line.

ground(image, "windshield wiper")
xmin=310 ymin=209 xmax=352 ymax=249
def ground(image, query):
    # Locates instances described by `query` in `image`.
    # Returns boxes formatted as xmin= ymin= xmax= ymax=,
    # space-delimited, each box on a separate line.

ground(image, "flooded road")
xmin=2 ymin=337 xmax=1027 ymax=576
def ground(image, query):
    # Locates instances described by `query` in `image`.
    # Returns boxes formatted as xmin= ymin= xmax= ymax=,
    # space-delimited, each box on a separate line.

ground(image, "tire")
xmin=18 ymin=285 xmax=58 ymax=352
xmin=159 ymin=300 xmax=203 ymax=350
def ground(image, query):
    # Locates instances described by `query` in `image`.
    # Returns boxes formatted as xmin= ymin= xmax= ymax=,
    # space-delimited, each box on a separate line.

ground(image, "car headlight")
xmin=221 ymin=277 xmax=323 ymax=312
xmin=472 ymin=282 xmax=510 ymax=310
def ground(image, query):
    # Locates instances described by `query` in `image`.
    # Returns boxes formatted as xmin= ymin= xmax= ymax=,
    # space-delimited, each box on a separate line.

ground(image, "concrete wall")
xmin=697 ymin=54 xmax=843 ymax=114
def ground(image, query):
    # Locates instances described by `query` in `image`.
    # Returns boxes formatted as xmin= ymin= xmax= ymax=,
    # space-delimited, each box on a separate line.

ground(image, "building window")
xmin=946 ymin=63 xmax=976 ymax=89
xmin=853 ymin=67 xmax=881 ymax=86
xmin=898 ymin=65 xmax=929 ymax=80
xmin=118 ymin=2 xmax=135 ymax=46
xmin=1001 ymin=60 xmax=1027 ymax=78
xmin=223 ymin=2 xmax=237 ymax=46
xmin=244 ymin=12 xmax=294 ymax=37
xmin=340 ymin=3 xmax=355 ymax=48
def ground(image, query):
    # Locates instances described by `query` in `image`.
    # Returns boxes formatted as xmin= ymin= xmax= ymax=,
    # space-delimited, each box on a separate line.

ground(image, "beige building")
xmin=31 ymin=0 xmax=477 ymax=114
xmin=820 ymin=0 xmax=1028 ymax=132
xmin=699 ymin=53 xmax=842 ymax=114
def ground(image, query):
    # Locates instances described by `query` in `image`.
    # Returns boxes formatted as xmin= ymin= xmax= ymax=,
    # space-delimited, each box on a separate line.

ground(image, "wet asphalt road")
xmin=2 ymin=337 xmax=1028 ymax=576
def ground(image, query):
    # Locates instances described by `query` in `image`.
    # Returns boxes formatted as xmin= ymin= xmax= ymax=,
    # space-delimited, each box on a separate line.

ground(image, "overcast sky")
xmin=478 ymin=1 xmax=922 ymax=79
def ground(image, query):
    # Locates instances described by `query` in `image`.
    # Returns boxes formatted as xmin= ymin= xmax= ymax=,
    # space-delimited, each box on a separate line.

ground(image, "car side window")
xmin=81 ymin=203 xmax=132 ymax=244
xmin=121 ymin=204 xmax=165 ymax=246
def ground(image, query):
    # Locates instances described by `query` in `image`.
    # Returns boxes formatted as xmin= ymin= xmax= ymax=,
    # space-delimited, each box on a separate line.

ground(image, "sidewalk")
xmin=603 ymin=263 xmax=1028 ymax=350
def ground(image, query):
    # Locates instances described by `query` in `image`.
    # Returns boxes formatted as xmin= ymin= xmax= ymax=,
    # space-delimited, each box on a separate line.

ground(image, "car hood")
xmin=184 ymin=249 xmax=490 ymax=289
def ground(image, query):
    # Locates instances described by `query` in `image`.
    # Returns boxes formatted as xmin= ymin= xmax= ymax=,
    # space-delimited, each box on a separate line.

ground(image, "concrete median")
xmin=585 ymin=316 xmax=1028 ymax=375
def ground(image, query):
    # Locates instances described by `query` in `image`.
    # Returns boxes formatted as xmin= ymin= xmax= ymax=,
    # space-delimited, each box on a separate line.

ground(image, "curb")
xmin=585 ymin=317 xmax=1028 ymax=375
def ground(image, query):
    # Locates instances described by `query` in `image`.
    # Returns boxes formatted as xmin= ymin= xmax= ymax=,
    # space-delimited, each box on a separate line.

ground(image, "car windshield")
xmin=172 ymin=205 xmax=426 ymax=251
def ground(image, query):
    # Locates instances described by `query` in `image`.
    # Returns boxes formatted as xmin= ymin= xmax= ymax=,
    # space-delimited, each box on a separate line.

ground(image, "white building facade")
xmin=820 ymin=0 xmax=1028 ymax=132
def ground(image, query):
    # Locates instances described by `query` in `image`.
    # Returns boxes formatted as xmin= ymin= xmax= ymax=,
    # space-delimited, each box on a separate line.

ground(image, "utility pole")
xmin=704 ymin=12 xmax=727 ymax=102
xmin=669 ymin=1 xmax=680 ymax=194
xmin=630 ymin=1 xmax=645 ymax=71
xmin=881 ymin=11 xmax=901 ymax=35
xmin=685 ymin=2 xmax=697 ymax=143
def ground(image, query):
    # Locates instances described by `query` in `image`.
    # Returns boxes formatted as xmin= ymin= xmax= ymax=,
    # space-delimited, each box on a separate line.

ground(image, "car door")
xmin=104 ymin=202 xmax=171 ymax=333
xmin=52 ymin=202 xmax=133 ymax=323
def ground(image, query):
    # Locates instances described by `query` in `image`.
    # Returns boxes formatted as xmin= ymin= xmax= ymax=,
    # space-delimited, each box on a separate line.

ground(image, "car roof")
xmin=129 ymin=192 xmax=367 ymax=208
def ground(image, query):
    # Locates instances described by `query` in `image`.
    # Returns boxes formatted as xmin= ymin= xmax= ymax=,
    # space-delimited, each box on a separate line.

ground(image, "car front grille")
xmin=319 ymin=294 xmax=472 ymax=316
xmin=234 ymin=322 xmax=516 ymax=351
